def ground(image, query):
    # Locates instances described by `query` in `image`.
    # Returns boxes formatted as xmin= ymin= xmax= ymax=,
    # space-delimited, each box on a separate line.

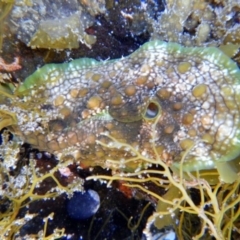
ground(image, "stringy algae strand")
xmin=1 ymin=41 xmax=240 ymax=182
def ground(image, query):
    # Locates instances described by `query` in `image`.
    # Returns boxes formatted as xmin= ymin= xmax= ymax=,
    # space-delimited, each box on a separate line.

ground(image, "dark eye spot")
xmin=145 ymin=102 xmax=159 ymax=119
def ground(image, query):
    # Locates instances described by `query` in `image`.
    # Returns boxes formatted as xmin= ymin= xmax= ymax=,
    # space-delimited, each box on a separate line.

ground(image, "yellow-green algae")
xmin=0 ymin=135 xmax=81 ymax=238
xmin=1 ymin=40 xmax=240 ymax=183
xmin=148 ymin=0 xmax=240 ymax=47
xmin=0 ymin=0 xmax=14 ymax=50
xmin=7 ymin=0 xmax=100 ymax=50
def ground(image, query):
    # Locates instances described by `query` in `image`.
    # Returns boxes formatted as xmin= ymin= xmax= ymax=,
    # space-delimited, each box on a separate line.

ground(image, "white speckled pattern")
xmin=2 ymin=41 xmax=240 ymax=173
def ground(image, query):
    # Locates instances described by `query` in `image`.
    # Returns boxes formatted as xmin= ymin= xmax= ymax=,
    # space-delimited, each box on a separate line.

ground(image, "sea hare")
xmin=1 ymin=41 xmax=240 ymax=182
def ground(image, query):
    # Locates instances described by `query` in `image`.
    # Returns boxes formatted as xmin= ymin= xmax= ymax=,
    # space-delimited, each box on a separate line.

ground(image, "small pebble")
xmin=67 ymin=190 xmax=100 ymax=220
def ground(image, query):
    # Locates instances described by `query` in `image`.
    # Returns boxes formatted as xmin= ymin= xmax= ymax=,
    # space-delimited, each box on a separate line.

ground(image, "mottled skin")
xmin=1 ymin=41 xmax=240 ymax=180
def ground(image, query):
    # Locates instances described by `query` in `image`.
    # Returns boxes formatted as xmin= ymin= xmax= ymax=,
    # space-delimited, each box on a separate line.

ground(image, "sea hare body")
xmin=1 ymin=41 xmax=240 ymax=181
